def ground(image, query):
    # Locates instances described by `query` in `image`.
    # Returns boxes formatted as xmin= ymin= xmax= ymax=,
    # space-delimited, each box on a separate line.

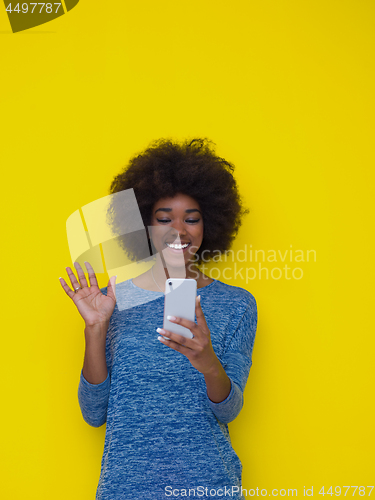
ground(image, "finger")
xmin=59 ymin=277 xmax=75 ymax=299
xmin=156 ymin=327 xmax=194 ymax=347
xmin=107 ymin=275 xmax=117 ymax=302
xmin=84 ymin=261 xmax=98 ymax=287
xmin=66 ymin=266 xmax=81 ymax=292
xmin=74 ymin=261 xmax=89 ymax=288
xmin=195 ymin=295 xmax=209 ymax=332
xmin=166 ymin=315 xmax=200 ymax=337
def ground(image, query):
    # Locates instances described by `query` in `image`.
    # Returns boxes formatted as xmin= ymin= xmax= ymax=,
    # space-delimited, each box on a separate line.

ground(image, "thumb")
xmin=107 ymin=275 xmax=117 ymax=302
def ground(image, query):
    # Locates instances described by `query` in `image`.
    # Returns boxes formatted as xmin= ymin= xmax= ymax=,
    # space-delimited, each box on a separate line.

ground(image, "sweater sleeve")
xmin=206 ymin=294 xmax=258 ymax=424
xmin=77 ymin=322 xmax=113 ymax=428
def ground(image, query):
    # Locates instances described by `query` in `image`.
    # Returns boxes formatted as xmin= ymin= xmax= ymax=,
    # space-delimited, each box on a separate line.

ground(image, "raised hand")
xmin=59 ymin=261 xmax=117 ymax=327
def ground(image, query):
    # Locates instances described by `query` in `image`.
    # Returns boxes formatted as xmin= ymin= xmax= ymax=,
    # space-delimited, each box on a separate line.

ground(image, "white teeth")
xmin=166 ymin=242 xmax=190 ymax=249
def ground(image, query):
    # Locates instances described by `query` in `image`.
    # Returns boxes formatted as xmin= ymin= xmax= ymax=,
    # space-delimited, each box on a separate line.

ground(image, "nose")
xmin=169 ymin=220 xmax=187 ymax=239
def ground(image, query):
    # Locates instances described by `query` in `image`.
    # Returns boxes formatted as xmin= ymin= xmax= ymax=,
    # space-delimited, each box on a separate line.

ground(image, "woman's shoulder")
xmin=201 ymin=278 xmax=257 ymax=313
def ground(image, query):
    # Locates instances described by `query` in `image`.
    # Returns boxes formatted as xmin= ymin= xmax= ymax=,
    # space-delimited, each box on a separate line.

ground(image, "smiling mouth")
xmin=165 ymin=242 xmax=191 ymax=250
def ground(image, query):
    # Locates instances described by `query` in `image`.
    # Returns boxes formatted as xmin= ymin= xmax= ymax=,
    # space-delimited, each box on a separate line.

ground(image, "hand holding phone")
xmin=163 ymin=279 xmax=197 ymax=339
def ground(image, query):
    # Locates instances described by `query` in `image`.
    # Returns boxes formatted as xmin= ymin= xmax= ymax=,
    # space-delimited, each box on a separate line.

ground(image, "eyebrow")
xmin=154 ymin=208 xmax=202 ymax=215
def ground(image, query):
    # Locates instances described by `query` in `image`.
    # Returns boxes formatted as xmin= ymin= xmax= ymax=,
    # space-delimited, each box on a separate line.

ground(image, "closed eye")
xmin=156 ymin=219 xmax=200 ymax=224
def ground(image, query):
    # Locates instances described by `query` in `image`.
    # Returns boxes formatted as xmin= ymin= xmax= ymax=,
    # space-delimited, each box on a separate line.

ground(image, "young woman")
xmin=60 ymin=138 xmax=258 ymax=499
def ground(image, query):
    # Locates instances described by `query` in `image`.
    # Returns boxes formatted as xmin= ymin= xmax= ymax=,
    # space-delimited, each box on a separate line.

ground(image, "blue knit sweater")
xmin=78 ymin=278 xmax=258 ymax=499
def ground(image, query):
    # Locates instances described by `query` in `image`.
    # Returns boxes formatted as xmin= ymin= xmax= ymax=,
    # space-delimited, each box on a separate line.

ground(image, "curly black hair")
xmin=106 ymin=138 xmax=249 ymax=266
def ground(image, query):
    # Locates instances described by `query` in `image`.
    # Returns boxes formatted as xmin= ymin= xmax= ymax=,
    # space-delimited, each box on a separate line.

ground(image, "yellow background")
xmin=1 ymin=1 xmax=374 ymax=498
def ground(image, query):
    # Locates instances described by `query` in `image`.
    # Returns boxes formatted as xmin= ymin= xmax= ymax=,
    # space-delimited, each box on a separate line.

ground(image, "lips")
xmin=164 ymin=241 xmax=191 ymax=251
xmin=165 ymin=241 xmax=190 ymax=245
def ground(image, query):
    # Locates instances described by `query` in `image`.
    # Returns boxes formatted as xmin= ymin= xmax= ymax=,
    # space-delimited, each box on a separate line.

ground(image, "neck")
xmin=152 ymin=254 xmax=200 ymax=281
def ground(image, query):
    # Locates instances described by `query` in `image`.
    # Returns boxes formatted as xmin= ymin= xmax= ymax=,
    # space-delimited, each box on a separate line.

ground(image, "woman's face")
xmin=150 ymin=192 xmax=203 ymax=268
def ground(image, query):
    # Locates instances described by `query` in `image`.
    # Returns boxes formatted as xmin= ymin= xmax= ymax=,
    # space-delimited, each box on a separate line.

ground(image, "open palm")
xmin=59 ymin=261 xmax=116 ymax=327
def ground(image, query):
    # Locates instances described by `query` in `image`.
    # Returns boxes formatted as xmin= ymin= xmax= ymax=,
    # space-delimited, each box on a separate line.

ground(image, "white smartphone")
xmin=163 ymin=278 xmax=197 ymax=339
